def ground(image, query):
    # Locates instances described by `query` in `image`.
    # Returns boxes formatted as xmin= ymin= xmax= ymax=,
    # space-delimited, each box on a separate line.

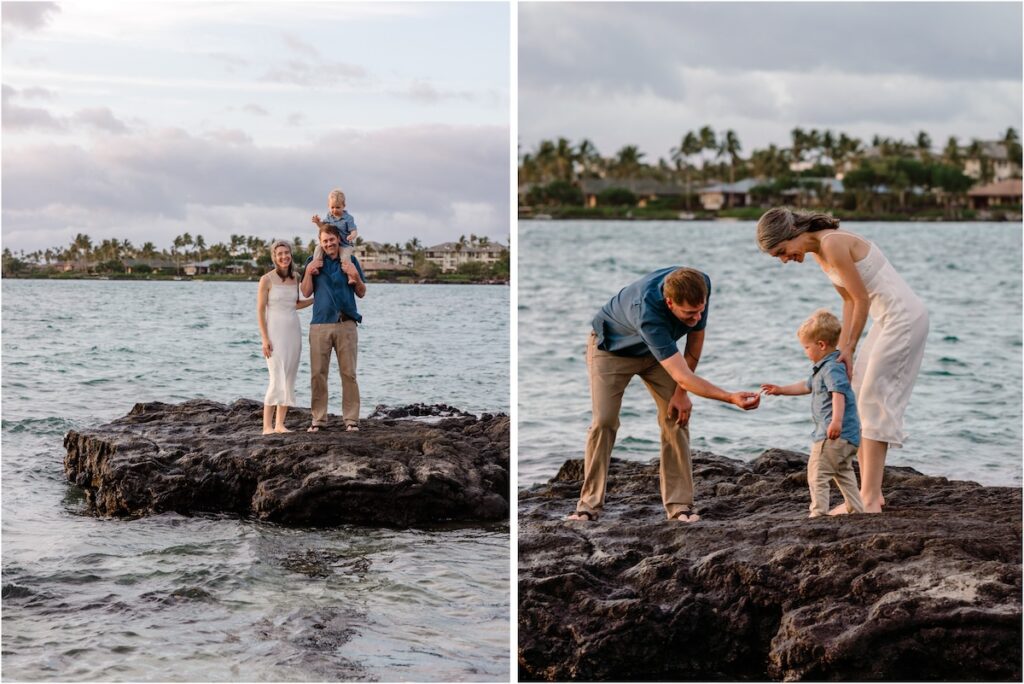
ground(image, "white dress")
xmin=264 ymin=281 xmax=301 ymax=406
xmin=822 ymin=232 xmax=929 ymax=448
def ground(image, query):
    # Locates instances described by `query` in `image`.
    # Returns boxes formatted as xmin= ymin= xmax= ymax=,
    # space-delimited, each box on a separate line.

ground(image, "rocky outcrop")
xmin=519 ymin=450 xmax=1022 ymax=681
xmin=64 ymin=399 xmax=508 ymax=526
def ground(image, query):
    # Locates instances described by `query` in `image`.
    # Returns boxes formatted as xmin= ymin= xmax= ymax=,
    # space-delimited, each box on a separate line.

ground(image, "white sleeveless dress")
xmin=821 ymin=232 xmax=928 ymax=447
xmin=264 ymin=281 xmax=301 ymax=406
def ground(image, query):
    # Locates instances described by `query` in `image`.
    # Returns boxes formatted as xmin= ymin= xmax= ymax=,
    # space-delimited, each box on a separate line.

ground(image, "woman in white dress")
xmin=257 ymin=240 xmax=313 ymax=434
xmin=756 ymin=208 xmax=929 ymax=513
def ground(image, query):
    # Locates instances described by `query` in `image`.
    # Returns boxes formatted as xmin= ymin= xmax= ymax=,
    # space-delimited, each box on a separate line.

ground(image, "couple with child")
xmin=257 ymin=189 xmax=366 ymax=435
xmin=568 ymin=207 xmax=928 ymax=522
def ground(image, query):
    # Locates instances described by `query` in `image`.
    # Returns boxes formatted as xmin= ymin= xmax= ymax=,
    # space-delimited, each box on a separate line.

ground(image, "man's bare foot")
xmin=275 ymin=426 xmax=293 ymax=433
xmin=567 ymin=510 xmax=597 ymax=521
xmin=670 ymin=508 xmax=700 ymax=523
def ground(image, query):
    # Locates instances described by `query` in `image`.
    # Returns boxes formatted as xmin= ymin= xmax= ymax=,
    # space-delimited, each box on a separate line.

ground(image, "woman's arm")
xmin=821 ymin=238 xmax=870 ymax=374
xmin=257 ymin=276 xmax=272 ymax=358
xmin=295 ymin=288 xmax=314 ymax=310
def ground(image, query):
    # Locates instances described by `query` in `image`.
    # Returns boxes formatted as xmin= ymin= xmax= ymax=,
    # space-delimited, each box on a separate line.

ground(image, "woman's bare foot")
xmin=274 ymin=426 xmax=293 ymax=433
xmin=262 ymin=428 xmax=274 ymax=435
xmin=828 ymin=505 xmax=850 ymax=516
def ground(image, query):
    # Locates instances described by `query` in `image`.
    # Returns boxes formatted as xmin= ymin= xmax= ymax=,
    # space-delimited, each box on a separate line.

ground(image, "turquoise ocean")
xmin=2 ymin=281 xmax=509 ymax=681
xmin=518 ymin=221 xmax=1022 ymax=488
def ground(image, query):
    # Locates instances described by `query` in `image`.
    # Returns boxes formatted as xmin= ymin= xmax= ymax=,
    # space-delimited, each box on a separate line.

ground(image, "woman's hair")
xmin=756 ymin=207 xmax=840 ymax=252
xmin=663 ymin=267 xmax=708 ymax=307
xmin=269 ymin=239 xmax=294 ymax=281
xmin=798 ymin=308 xmax=842 ymax=346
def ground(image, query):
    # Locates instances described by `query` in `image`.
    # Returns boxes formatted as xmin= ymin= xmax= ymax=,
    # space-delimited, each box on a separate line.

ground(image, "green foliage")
xmin=97 ymin=259 xmax=126 ymax=273
xmin=526 ymin=180 xmax=584 ymax=207
xmin=596 ymin=187 xmax=637 ymax=206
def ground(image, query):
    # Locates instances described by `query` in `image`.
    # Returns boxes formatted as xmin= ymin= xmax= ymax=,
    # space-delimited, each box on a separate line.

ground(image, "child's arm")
xmin=760 ymin=381 xmax=811 ymax=396
xmin=348 ymin=229 xmax=359 ymax=243
xmin=827 ymin=392 xmax=844 ymax=439
xmin=311 ymin=214 xmax=324 ymax=228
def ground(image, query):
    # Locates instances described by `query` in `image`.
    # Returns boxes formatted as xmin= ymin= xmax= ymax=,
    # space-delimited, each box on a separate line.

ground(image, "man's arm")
xmin=669 ymin=329 xmax=705 ymax=425
xmin=660 ymin=351 xmax=759 ymax=409
xmin=301 ymin=260 xmax=319 ymax=298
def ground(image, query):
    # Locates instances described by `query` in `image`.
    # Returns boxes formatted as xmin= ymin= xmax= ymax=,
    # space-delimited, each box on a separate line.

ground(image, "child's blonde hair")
xmin=328 ymin=189 xmax=346 ymax=206
xmin=798 ymin=309 xmax=841 ymax=346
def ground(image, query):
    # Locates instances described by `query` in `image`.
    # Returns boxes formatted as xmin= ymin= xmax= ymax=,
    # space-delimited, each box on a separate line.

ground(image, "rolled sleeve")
xmin=639 ymin=318 xmax=680 ymax=361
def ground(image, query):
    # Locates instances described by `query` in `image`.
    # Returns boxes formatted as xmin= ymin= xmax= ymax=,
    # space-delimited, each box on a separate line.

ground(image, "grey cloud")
xmin=2 ymin=84 xmax=65 ymax=131
xmin=204 ymin=128 xmax=252 ymax=145
xmin=242 ymin=103 xmax=269 ymax=116
xmin=287 ymin=112 xmax=305 ymax=126
xmin=2 ymin=124 xmax=509 ymax=250
xmin=282 ymin=33 xmax=320 ymax=58
xmin=73 ymin=107 xmax=130 ymax=134
xmin=22 ymin=86 xmax=55 ymax=100
xmin=207 ymin=52 xmax=250 ymax=72
xmin=520 ymin=2 xmax=1023 ymax=96
xmin=1 ymin=1 xmax=59 ymax=31
xmin=261 ymin=58 xmax=367 ymax=86
xmin=395 ymin=81 xmax=475 ymax=104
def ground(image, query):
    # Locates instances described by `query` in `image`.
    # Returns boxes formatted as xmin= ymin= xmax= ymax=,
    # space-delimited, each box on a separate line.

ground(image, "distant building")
xmin=424 ymin=241 xmax=507 ymax=273
xmin=967 ymin=179 xmax=1023 ymax=209
xmin=122 ymin=258 xmax=177 ymax=274
xmin=579 ymin=178 xmax=684 ymax=208
xmin=963 ymin=142 xmax=1022 ymax=182
xmin=353 ymin=241 xmax=415 ymax=268
xmin=698 ymin=178 xmax=762 ymax=211
xmin=183 ymin=259 xmax=217 ymax=276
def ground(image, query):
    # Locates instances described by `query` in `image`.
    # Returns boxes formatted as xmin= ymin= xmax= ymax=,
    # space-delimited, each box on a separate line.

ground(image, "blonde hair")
xmin=798 ymin=309 xmax=841 ymax=347
xmin=328 ymin=189 xmax=346 ymax=206
xmin=663 ymin=268 xmax=708 ymax=307
xmin=756 ymin=207 xmax=840 ymax=252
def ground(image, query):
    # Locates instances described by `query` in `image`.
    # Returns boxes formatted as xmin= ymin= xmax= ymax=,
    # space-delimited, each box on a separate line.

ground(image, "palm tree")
xmin=612 ymin=145 xmax=645 ymax=181
xmin=670 ymin=131 xmax=702 ymax=209
xmin=790 ymin=127 xmax=808 ymax=164
xmin=139 ymin=241 xmax=158 ymax=258
xmin=172 ymin=235 xmax=185 ymax=274
xmin=72 ymin=233 xmax=92 ymax=272
xmin=576 ymin=139 xmax=601 ymax=179
xmin=720 ymin=129 xmax=742 ymax=185
xmin=943 ymin=136 xmax=961 ymax=167
xmin=554 ymin=137 xmax=575 ymax=182
xmin=916 ymin=131 xmax=932 ymax=159
xmin=1003 ymin=127 xmax=1022 ymax=166
xmin=194 ymin=235 xmax=206 ymax=262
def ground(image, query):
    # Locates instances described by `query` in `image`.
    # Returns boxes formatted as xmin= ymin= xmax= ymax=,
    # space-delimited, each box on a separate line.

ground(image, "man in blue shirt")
xmin=569 ymin=267 xmax=760 ymax=523
xmin=301 ymin=223 xmax=367 ymax=432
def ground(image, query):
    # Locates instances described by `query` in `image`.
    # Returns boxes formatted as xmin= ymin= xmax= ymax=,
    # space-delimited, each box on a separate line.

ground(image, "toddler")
xmin=312 ymin=189 xmax=359 ymax=283
xmin=761 ymin=309 xmax=864 ymax=518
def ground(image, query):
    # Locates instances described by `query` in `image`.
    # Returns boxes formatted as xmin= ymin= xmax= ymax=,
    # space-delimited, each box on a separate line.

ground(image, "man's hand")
xmin=308 ymin=256 xmax=323 ymax=276
xmin=668 ymin=388 xmax=692 ymax=426
xmin=341 ymin=260 xmax=360 ymax=281
xmin=827 ymin=420 xmax=841 ymax=440
xmin=730 ymin=391 xmax=761 ymax=410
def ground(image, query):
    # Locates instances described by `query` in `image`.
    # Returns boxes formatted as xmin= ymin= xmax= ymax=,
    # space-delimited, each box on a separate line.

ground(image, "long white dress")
xmin=264 ymin=281 xmax=301 ymax=406
xmin=822 ymin=232 xmax=929 ymax=448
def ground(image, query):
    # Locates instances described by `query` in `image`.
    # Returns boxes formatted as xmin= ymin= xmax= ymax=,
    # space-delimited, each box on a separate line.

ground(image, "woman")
xmin=257 ymin=240 xmax=313 ymax=434
xmin=756 ymin=208 xmax=928 ymax=513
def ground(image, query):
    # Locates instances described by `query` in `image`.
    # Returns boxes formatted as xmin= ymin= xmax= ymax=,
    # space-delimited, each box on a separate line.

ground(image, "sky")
xmin=519 ymin=2 xmax=1023 ymax=163
xmin=1 ymin=1 xmax=510 ymax=254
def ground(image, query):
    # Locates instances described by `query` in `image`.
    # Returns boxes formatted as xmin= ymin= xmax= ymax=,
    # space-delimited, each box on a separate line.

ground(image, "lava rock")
xmin=368 ymin=403 xmax=475 ymax=419
xmin=518 ymin=450 xmax=1022 ymax=681
xmin=64 ymin=398 xmax=509 ymax=526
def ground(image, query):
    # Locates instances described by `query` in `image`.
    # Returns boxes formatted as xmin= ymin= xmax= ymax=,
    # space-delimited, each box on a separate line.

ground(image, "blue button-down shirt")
xmin=591 ymin=267 xmax=711 ymax=361
xmin=808 ymin=350 xmax=861 ymax=446
xmin=305 ymin=253 xmax=365 ymax=324
xmin=323 ymin=211 xmax=357 ymax=247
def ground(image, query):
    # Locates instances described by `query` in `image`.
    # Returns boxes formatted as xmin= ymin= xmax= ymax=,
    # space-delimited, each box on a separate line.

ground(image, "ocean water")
xmin=518 ymin=221 xmax=1022 ymax=488
xmin=2 ymin=280 xmax=510 ymax=682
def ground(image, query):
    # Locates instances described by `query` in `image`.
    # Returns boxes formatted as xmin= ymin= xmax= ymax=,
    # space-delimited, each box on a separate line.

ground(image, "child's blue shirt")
xmin=324 ymin=211 xmax=357 ymax=247
xmin=807 ymin=350 xmax=861 ymax=446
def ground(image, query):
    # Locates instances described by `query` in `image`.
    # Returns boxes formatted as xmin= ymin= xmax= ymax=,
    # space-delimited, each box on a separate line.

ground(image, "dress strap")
xmin=820 ymin=230 xmax=870 ymax=246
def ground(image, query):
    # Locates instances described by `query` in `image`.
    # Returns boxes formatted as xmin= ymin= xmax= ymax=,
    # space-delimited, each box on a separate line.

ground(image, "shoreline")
xmin=518 ymin=213 xmax=1021 ymax=222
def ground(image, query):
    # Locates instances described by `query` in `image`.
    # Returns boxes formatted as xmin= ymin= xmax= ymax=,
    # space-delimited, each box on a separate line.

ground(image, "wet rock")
xmin=64 ymin=398 xmax=509 ymax=526
xmin=518 ymin=450 xmax=1021 ymax=681
xmin=368 ymin=403 xmax=475 ymax=419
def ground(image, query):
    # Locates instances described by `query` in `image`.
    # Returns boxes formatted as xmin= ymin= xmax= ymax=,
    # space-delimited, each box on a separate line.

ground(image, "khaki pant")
xmin=309 ymin=321 xmax=359 ymax=427
xmin=808 ymin=438 xmax=864 ymax=517
xmin=577 ymin=333 xmax=693 ymax=519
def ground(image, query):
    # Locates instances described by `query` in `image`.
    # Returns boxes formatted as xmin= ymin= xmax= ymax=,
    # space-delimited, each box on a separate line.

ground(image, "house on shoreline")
xmin=967 ymin=179 xmax=1023 ymax=209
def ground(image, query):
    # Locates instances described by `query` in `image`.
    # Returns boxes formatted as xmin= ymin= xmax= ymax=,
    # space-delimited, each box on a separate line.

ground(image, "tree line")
xmin=520 ymin=126 xmax=1022 ymax=213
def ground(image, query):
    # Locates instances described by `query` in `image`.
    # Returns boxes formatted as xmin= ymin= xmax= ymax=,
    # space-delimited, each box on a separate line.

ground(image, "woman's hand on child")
xmin=836 ymin=347 xmax=854 ymax=379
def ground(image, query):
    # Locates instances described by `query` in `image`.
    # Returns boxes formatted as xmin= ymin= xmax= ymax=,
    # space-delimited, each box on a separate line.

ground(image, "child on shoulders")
xmin=312 ymin=188 xmax=359 ymax=284
xmin=761 ymin=309 xmax=864 ymax=518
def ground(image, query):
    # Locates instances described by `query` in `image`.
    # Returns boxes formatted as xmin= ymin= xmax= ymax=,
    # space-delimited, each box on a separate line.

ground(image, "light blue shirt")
xmin=324 ymin=211 xmax=357 ymax=247
xmin=591 ymin=267 xmax=710 ymax=361
xmin=808 ymin=350 xmax=861 ymax=446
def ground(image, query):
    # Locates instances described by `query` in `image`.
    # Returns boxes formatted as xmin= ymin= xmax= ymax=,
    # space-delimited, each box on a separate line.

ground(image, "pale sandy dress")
xmin=264 ymin=280 xmax=301 ymax=406
xmin=821 ymin=231 xmax=929 ymax=448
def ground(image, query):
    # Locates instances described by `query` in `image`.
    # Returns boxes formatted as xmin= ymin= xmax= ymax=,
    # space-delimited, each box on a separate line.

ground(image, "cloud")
xmin=2 ymin=123 xmax=510 ymax=251
xmin=1 ymin=1 xmax=60 ymax=37
xmin=73 ymin=107 xmax=130 ymax=134
xmin=2 ymin=84 xmax=65 ymax=131
xmin=206 ymin=51 xmax=250 ymax=72
xmin=393 ymin=80 xmax=475 ymax=104
xmin=261 ymin=58 xmax=368 ymax=87
xmin=287 ymin=112 xmax=305 ymax=126
xmin=282 ymin=32 xmax=320 ymax=58
xmin=21 ymin=86 xmax=56 ymax=100
xmin=242 ymin=103 xmax=269 ymax=116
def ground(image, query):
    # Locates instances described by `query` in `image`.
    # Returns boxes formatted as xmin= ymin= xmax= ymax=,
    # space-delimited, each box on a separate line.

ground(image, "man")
xmin=568 ymin=267 xmax=760 ymax=522
xmin=301 ymin=224 xmax=367 ymax=432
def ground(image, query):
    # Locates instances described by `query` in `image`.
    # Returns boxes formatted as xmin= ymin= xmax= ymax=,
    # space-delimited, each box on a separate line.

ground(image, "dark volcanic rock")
xmin=64 ymin=398 xmax=508 ymax=526
xmin=519 ymin=451 xmax=1022 ymax=681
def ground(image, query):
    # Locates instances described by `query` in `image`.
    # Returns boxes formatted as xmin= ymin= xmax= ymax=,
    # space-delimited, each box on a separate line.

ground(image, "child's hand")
xmin=760 ymin=384 xmax=781 ymax=395
xmin=311 ymin=214 xmax=322 ymax=226
xmin=827 ymin=421 xmax=841 ymax=439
